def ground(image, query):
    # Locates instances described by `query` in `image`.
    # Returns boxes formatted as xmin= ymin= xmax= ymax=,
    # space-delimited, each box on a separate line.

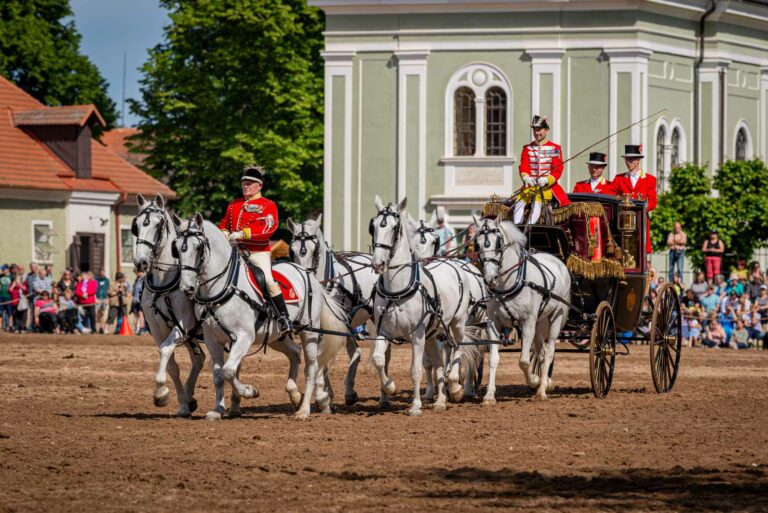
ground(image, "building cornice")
xmin=69 ymin=190 xmax=121 ymax=206
xmin=0 ymin=188 xmax=70 ymax=203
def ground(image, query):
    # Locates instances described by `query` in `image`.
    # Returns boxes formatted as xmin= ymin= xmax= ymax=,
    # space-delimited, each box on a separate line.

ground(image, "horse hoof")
xmin=534 ymin=393 xmax=547 ymax=402
xmin=383 ymin=379 xmax=397 ymax=396
xmin=433 ymin=401 xmax=447 ymax=412
xmin=205 ymin=411 xmax=222 ymax=421
xmin=294 ymin=411 xmax=309 ymax=421
xmin=344 ymin=392 xmax=359 ymax=406
xmin=406 ymin=408 xmax=422 ymax=417
xmin=243 ymin=385 xmax=259 ymax=399
xmin=546 ymin=380 xmax=556 ymax=393
xmin=154 ymin=387 xmax=170 ymax=407
xmin=448 ymin=384 xmax=464 ymax=403
xmin=226 ymin=409 xmax=242 ymax=419
xmin=483 ymin=397 xmax=497 ymax=406
xmin=424 ymin=387 xmax=435 ymax=400
xmin=187 ymin=397 xmax=198 ymax=413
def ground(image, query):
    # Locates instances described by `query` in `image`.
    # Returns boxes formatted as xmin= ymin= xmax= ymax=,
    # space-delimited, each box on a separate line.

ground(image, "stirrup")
xmin=277 ymin=315 xmax=293 ymax=336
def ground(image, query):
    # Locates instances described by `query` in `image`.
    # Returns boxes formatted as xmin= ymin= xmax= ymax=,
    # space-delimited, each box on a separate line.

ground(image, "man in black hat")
xmin=613 ymin=144 xmax=657 ymax=252
xmin=218 ymin=164 xmax=292 ymax=335
xmin=572 ymin=152 xmax=615 ymax=194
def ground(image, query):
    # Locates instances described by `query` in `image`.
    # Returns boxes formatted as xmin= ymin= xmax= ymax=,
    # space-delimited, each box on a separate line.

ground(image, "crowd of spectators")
xmin=0 ymin=262 xmax=147 ymax=336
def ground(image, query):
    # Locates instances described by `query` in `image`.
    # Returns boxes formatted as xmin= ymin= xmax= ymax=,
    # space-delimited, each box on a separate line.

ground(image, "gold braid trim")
xmin=566 ymin=254 xmax=626 ymax=280
xmin=481 ymin=201 xmax=510 ymax=220
xmin=551 ymin=202 xmax=607 ymax=224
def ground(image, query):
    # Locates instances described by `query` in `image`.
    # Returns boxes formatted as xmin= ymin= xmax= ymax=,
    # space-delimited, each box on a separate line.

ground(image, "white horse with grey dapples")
xmin=287 ymin=215 xmax=377 ymax=406
xmin=175 ymin=214 xmax=349 ymax=420
xmin=132 ymin=193 xmax=206 ymax=417
xmin=473 ymin=216 xmax=571 ymax=401
xmin=369 ymin=196 xmax=470 ymax=415
xmin=403 ymin=211 xmax=486 ymax=402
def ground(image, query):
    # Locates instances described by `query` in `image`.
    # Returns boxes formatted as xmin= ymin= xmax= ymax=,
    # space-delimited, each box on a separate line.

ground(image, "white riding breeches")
xmin=247 ymin=251 xmax=282 ymax=297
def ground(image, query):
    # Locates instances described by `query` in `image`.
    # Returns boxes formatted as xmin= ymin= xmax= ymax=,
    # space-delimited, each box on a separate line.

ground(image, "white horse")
xmin=403 ymin=212 xmax=486 ymax=402
xmin=473 ymin=216 xmax=571 ymax=401
xmin=131 ymin=193 xmax=205 ymax=417
xmin=287 ymin=214 xmax=377 ymax=406
xmin=369 ymin=197 xmax=470 ymax=415
xmin=174 ymin=214 xmax=349 ymax=420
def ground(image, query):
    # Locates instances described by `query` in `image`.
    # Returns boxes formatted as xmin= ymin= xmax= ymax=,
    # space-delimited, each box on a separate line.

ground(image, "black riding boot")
xmin=271 ymin=293 xmax=293 ymax=336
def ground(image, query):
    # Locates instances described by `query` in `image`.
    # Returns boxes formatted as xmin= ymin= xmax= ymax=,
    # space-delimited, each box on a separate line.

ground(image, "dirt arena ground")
xmin=0 ymin=333 xmax=766 ymax=513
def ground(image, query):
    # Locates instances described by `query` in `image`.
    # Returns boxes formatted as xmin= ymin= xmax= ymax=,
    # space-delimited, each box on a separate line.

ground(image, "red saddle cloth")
xmin=245 ymin=267 xmax=302 ymax=304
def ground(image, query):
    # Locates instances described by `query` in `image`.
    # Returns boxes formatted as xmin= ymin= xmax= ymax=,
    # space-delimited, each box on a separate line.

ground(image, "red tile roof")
xmin=0 ymin=76 xmax=175 ymax=200
xmin=101 ymin=127 xmax=147 ymax=168
xmin=13 ymin=104 xmax=105 ymax=127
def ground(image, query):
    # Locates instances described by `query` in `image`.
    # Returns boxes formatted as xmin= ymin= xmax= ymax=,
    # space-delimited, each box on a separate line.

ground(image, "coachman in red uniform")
xmin=513 ymin=115 xmax=571 ymax=224
xmin=219 ymin=164 xmax=291 ymax=334
xmin=612 ymin=144 xmax=657 ymax=253
xmin=572 ymin=152 xmax=616 ymax=194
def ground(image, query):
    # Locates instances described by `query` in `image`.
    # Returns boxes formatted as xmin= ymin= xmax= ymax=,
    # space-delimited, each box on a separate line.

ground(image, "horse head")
xmin=287 ymin=214 xmax=323 ymax=273
xmin=472 ymin=215 xmax=526 ymax=287
xmin=403 ymin=211 xmax=440 ymax=260
xmin=370 ymin=195 xmax=407 ymax=274
xmin=133 ymin=193 xmax=170 ymax=273
xmin=172 ymin=213 xmax=208 ymax=296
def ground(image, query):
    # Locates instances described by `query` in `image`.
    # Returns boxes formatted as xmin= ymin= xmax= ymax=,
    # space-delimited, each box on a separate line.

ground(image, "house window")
xmin=32 ymin=221 xmax=55 ymax=263
xmin=485 ymin=87 xmax=507 ymax=156
xmin=454 ymin=87 xmax=476 ymax=156
xmin=656 ymin=125 xmax=667 ymax=192
xmin=670 ymin=128 xmax=680 ymax=169
xmin=735 ymin=127 xmax=748 ymax=161
xmin=120 ymin=227 xmax=134 ymax=266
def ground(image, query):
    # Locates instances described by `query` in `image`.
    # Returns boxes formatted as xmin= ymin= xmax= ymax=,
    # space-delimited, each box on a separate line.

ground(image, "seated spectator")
xmin=56 ymin=289 xmax=78 ymax=334
xmin=688 ymin=317 xmax=701 ymax=347
xmin=719 ymin=308 xmax=735 ymax=340
xmin=649 ymin=267 xmax=659 ymax=292
xmin=747 ymin=261 xmax=764 ymax=299
xmin=713 ymin=274 xmax=727 ymax=297
xmin=34 ymin=291 xmax=58 ymax=333
xmin=690 ymin=272 xmax=708 ymax=301
xmin=720 ymin=290 xmax=738 ymax=314
xmin=737 ymin=293 xmax=752 ymax=314
xmin=56 ymin=270 xmax=76 ymax=297
xmin=756 ymin=285 xmax=768 ymax=332
xmin=671 ymin=274 xmax=685 ymax=296
xmin=700 ymin=286 xmax=720 ymax=317
xmin=746 ymin=304 xmax=763 ymax=341
xmin=702 ymin=319 xmax=727 ymax=348
xmin=725 ymin=277 xmax=745 ymax=297
xmin=731 ymin=259 xmax=748 ymax=282
xmin=731 ymin=319 xmax=750 ymax=349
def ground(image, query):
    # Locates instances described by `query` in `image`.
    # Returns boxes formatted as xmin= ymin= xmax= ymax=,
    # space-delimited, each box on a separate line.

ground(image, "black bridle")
xmin=416 ymin=220 xmax=440 ymax=257
xmin=369 ymin=204 xmax=402 ymax=263
xmin=290 ymin=222 xmax=320 ymax=272
xmin=132 ymin=203 xmax=170 ymax=258
xmin=173 ymin=223 xmax=211 ymax=275
xmin=475 ymin=220 xmax=505 ymax=269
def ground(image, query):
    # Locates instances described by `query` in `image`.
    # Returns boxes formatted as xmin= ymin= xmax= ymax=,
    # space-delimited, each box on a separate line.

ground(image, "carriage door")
xmin=70 ymin=233 xmax=105 ymax=273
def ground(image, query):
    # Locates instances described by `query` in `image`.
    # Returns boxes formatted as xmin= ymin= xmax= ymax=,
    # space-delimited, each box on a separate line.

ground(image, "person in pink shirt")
xmin=75 ymin=271 xmax=98 ymax=332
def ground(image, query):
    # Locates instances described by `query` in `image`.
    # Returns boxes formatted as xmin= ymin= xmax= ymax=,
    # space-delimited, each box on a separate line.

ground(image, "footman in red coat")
xmin=572 ymin=152 xmax=615 ymax=195
xmin=612 ymin=144 xmax=657 ymax=254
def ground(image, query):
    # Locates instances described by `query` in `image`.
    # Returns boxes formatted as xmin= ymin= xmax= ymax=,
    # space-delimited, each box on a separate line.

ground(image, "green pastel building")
xmin=310 ymin=0 xmax=768 ymax=255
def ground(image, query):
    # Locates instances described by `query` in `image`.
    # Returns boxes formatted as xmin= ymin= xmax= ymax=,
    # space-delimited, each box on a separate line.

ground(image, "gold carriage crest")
xmin=626 ymin=288 xmax=637 ymax=311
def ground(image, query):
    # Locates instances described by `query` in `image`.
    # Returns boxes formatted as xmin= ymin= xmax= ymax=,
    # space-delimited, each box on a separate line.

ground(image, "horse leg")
xmin=296 ymin=335 xmax=320 ymax=420
xmin=425 ymin=337 xmax=446 ymax=411
xmin=528 ymin=332 xmax=545 ymax=389
xmin=483 ymin=318 xmax=503 ymax=405
xmin=315 ymin=365 xmax=333 ymax=415
xmin=344 ymin=336 xmax=362 ymax=406
xmin=535 ymin=338 xmax=556 ymax=401
xmin=182 ymin=340 xmax=205 ymax=415
xmin=518 ymin=320 xmax=537 ymax=388
xmin=408 ymin=331 xmax=427 ymax=416
xmin=166 ymin=354 xmax=191 ymax=417
xmin=423 ymin=344 xmax=436 ymax=400
xmin=154 ymin=327 xmax=183 ymax=408
xmin=270 ymin=336 xmax=303 ymax=409
xmin=446 ymin=322 xmax=468 ymax=402
xmin=205 ymin=339 xmax=227 ymax=421
xmin=371 ymin=336 xmax=396 ymax=408
xmin=221 ymin=334 xmax=258 ymax=401
xmin=228 ymin=364 xmax=244 ymax=418
xmin=380 ymin=342 xmax=393 ymax=408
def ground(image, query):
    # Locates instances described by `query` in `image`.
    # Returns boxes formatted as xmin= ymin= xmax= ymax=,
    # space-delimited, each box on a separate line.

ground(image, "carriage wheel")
xmin=589 ymin=301 xmax=616 ymax=399
xmin=650 ymin=282 xmax=682 ymax=393
xmin=528 ymin=344 xmax=554 ymax=390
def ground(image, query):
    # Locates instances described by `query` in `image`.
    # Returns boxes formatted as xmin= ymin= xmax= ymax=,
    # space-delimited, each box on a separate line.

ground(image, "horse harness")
xmin=132 ymin=203 xmax=170 ymax=260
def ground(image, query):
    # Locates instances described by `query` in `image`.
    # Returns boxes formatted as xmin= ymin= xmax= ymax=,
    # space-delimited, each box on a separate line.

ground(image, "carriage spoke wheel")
xmin=650 ymin=282 xmax=682 ymax=393
xmin=589 ymin=301 xmax=616 ymax=399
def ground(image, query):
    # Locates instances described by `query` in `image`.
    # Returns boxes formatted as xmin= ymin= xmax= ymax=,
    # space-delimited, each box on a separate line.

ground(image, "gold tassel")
xmin=481 ymin=201 xmax=510 ymax=220
xmin=566 ymin=254 xmax=626 ymax=279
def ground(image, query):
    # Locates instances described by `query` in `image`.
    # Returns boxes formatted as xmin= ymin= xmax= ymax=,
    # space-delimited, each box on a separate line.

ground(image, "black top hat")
xmin=241 ymin=164 xmax=265 ymax=183
xmin=530 ymin=115 xmax=549 ymax=129
xmin=586 ymin=152 xmax=608 ymax=166
xmin=621 ymin=144 xmax=644 ymax=158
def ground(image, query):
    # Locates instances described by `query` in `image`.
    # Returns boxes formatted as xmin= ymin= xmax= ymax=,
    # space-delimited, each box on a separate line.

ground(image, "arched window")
xmin=735 ymin=127 xmax=748 ymax=161
xmin=670 ymin=128 xmax=680 ymax=169
xmin=485 ymin=87 xmax=507 ymax=156
xmin=454 ymin=87 xmax=476 ymax=156
xmin=656 ymin=125 xmax=667 ymax=192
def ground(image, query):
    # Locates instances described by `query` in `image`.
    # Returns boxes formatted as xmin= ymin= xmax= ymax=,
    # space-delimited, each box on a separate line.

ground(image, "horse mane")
xmin=498 ymin=220 xmax=527 ymax=248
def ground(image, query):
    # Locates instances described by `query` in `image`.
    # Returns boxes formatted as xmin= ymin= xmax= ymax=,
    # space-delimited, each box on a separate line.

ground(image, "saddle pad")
xmin=245 ymin=267 xmax=302 ymax=303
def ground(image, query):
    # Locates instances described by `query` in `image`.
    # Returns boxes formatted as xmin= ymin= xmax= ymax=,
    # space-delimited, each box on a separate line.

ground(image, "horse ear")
xmin=136 ymin=193 xmax=146 ymax=207
xmin=194 ymin=212 xmax=204 ymax=227
xmin=374 ymin=195 xmax=384 ymax=212
xmin=472 ymin=215 xmax=481 ymax=228
xmin=171 ymin=213 xmax=182 ymax=227
xmin=154 ymin=193 xmax=164 ymax=209
xmin=397 ymin=197 xmax=408 ymax=213
xmin=315 ymin=213 xmax=322 ymax=228
xmin=286 ymin=217 xmax=297 ymax=233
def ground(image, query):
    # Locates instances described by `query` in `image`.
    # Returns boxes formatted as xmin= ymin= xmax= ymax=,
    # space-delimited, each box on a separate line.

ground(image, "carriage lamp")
xmin=618 ymin=195 xmax=637 ymax=268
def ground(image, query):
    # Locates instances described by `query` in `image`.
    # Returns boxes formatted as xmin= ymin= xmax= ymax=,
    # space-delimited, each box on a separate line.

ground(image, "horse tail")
xmin=317 ymin=287 xmax=349 ymax=371
xmin=462 ymin=325 xmax=487 ymax=370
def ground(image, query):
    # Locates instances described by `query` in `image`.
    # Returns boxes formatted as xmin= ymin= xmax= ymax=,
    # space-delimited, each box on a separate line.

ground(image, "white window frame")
xmin=31 ymin=220 xmax=54 ymax=264
xmin=444 ymin=62 xmax=513 ymax=158
xmin=669 ymin=120 xmax=687 ymax=169
xmin=120 ymin=226 xmax=135 ymax=267
xmin=654 ymin=117 xmax=670 ymax=192
xmin=733 ymin=120 xmax=753 ymax=161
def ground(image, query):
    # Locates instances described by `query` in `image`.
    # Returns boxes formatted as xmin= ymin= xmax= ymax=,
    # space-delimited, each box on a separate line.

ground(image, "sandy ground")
xmin=0 ymin=333 xmax=766 ymax=513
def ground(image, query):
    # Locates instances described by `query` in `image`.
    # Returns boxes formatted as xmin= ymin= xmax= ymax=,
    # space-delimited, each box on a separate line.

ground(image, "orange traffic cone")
xmin=117 ymin=315 xmax=134 ymax=336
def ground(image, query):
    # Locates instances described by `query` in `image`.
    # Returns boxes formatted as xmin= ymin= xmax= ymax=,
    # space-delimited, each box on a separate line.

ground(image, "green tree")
xmin=0 ymin=0 xmax=118 ymax=129
xmin=653 ymin=160 xmax=768 ymax=271
xmin=130 ymin=0 xmax=324 ymax=221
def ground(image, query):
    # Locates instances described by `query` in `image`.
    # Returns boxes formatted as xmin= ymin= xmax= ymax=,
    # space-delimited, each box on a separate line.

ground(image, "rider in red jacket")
xmin=219 ymin=164 xmax=290 ymax=334
xmin=612 ymin=144 xmax=657 ymax=253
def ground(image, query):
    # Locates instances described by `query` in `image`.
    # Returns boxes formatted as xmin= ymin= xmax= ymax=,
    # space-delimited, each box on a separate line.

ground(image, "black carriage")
xmin=484 ymin=193 xmax=682 ymax=398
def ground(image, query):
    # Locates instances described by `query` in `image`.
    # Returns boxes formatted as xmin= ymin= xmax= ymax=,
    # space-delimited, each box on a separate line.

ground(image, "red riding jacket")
xmin=218 ymin=193 xmax=278 ymax=253
xmin=572 ymin=177 xmax=616 ymax=195
xmin=519 ymin=139 xmax=571 ymax=207
xmin=613 ymin=170 xmax=657 ymax=252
